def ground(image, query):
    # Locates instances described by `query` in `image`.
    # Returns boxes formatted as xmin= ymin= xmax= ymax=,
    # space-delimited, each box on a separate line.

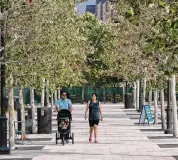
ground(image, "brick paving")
xmin=0 ymin=103 xmax=176 ymax=160
xmin=124 ymin=107 xmax=178 ymax=160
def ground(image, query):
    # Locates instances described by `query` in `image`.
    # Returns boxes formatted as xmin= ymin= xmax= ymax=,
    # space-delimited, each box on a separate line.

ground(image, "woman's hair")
xmin=91 ymin=93 xmax=97 ymax=98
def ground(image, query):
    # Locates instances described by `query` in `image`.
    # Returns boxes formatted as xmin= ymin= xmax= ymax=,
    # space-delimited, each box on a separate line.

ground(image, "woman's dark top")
xmin=89 ymin=101 xmax=100 ymax=120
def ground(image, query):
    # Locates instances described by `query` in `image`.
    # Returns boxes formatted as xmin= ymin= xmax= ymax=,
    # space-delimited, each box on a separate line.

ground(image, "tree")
xmin=6 ymin=0 xmax=87 ymax=90
xmin=112 ymin=0 xmax=177 ymax=131
xmin=1 ymin=0 xmax=90 ymax=146
xmin=144 ymin=1 xmax=178 ymax=136
xmin=80 ymin=13 xmax=119 ymax=87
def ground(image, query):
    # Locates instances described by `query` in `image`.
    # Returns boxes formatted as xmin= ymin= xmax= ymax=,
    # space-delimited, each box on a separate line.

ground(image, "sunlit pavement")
xmin=0 ymin=103 xmax=175 ymax=160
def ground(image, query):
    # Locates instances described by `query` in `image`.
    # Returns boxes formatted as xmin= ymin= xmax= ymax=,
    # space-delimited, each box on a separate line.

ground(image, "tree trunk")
xmin=54 ymin=90 xmax=57 ymax=104
xmin=51 ymin=93 xmax=54 ymax=108
xmin=103 ymin=89 xmax=106 ymax=104
xmin=154 ymin=89 xmax=158 ymax=124
xmin=136 ymin=80 xmax=139 ymax=110
xmin=171 ymin=74 xmax=178 ymax=137
xmin=41 ymin=78 xmax=45 ymax=108
xmin=46 ymin=80 xmax=49 ymax=107
xmin=19 ymin=87 xmax=25 ymax=140
xmin=58 ymin=88 xmax=60 ymax=99
xmin=30 ymin=88 xmax=36 ymax=134
xmin=123 ymin=83 xmax=125 ymax=102
xmin=46 ymin=92 xmax=49 ymax=106
xmin=82 ymin=85 xmax=85 ymax=103
xmin=143 ymin=78 xmax=146 ymax=105
xmin=8 ymin=75 xmax=15 ymax=149
xmin=160 ymin=89 xmax=166 ymax=130
xmin=158 ymin=90 xmax=161 ymax=103
xmin=148 ymin=89 xmax=152 ymax=106
xmin=133 ymin=82 xmax=136 ymax=108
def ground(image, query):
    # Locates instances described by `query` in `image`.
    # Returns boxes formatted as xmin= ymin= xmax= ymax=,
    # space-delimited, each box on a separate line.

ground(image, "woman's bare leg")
xmin=94 ymin=124 xmax=98 ymax=142
xmin=89 ymin=127 xmax=94 ymax=139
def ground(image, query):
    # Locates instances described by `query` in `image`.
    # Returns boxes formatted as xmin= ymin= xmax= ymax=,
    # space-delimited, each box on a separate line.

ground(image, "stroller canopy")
xmin=57 ymin=109 xmax=72 ymax=119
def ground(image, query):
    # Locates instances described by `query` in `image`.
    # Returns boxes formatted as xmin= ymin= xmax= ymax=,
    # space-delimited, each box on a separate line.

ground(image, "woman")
xmin=84 ymin=93 xmax=103 ymax=143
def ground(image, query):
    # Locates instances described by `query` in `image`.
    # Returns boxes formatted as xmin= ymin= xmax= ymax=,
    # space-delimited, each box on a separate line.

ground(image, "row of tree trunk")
xmin=7 ymin=75 xmax=178 ymax=149
xmin=132 ymin=75 xmax=178 ymax=137
xmin=8 ymin=78 xmax=59 ymax=149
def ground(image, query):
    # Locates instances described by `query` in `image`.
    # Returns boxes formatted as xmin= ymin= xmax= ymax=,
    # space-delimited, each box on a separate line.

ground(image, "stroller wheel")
xmin=56 ymin=133 xmax=58 ymax=144
xmin=62 ymin=137 xmax=65 ymax=145
xmin=72 ymin=133 xmax=74 ymax=144
xmin=69 ymin=132 xmax=72 ymax=139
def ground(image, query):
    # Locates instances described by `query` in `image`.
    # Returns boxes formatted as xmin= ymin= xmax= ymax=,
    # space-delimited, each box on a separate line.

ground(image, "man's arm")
xmin=68 ymin=100 xmax=73 ymax=112
xmin=55 ymin=101 xmax=60 ymax=112
xmin=56 ymin=106 xmax=60 ymax=112
xmin=69 ymin=105 xmax=72 ymax=112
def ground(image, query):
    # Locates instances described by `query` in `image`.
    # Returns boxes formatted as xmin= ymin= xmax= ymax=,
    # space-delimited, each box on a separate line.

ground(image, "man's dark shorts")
xmin=89 ymin=120 xmax=99 ymax=127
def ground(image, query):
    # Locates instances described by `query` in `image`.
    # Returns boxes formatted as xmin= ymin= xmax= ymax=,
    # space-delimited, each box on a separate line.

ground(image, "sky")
xmin=76 ymin=0 xmax=96 ymax=14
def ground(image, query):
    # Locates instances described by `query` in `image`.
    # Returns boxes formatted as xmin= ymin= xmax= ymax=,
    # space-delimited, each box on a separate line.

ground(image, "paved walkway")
xmin=0 ymin=103 xmax=176 ymax=160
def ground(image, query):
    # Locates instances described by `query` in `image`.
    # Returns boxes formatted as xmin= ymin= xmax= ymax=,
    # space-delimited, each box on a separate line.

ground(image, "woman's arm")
xmin=84 ymin=101 xmax=89 ymax=120
xmin=99 ymin=102 xmax=103 ymax=121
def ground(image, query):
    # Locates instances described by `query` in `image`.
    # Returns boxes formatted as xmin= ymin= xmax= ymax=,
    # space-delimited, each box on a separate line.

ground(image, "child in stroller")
xmin=56 ymin=109 xmax=74 ymax=145
xmin=60 ymin=118 xmax=69 ymax=130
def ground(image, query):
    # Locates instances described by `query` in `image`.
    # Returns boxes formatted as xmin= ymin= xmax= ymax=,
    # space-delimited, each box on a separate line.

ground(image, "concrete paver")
xmin=0 ymin=103 xmax=176 ymax=160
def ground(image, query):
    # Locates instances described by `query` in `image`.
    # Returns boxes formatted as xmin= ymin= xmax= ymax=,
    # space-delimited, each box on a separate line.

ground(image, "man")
xmin=55 ymin=91 xmax=72 ymax=112
xmin=55 ymin=91 xmax=72 ymax=143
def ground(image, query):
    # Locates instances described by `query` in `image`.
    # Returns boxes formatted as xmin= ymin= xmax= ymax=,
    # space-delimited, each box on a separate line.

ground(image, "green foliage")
xmin=4 ymin=0 xmax=87 ymax=93
xmin=80 ymin=13 xmax=117 ymax=87
xmin=112 ymin=0 xmax=178 ymax=89
xmin=1 ymin=0 xmax=178 ymax=93
xmin=143 ymin=1 xmax=178 ymax=87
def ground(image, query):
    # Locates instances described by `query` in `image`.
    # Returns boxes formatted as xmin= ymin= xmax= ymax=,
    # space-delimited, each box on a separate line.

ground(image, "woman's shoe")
xmin=94 ymin=140 xmax=98 ymax=143
xmin=89 ymin=137 xmax=92 ymax=142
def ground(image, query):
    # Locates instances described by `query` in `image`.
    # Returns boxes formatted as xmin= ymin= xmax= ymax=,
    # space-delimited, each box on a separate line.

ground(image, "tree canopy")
xmin=1 ymin=0 xmax=178 ymax=91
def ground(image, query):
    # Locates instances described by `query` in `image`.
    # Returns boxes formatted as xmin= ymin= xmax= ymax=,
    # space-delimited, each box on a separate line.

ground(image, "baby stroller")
xmin=56 ymin=109 xmax=74 ymax=145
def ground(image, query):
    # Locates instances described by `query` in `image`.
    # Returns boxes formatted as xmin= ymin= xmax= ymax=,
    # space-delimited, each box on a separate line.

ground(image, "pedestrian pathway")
xmin=124 ymin=108 xmax=178 ymax=160
xmin=0 ymin=103 xmax=176 ymax=160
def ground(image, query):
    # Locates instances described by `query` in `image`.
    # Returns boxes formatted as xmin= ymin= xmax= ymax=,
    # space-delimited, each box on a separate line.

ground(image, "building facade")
xmin=95 ymin=0 xmax=108 ymax=22
xmin=85 ymin=0 xmax=117 ymax=22
xmin=86 ymin=5 xmax=96 ymax=14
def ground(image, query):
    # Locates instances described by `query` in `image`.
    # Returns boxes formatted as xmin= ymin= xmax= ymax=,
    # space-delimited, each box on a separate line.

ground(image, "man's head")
xmin=60 ymin=91 xmax=67 ymax=100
